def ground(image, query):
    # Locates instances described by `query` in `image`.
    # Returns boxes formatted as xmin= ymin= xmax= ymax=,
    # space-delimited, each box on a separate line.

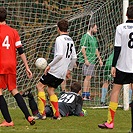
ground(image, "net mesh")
xmin=1 ymin=0 xmax=132 ymax=108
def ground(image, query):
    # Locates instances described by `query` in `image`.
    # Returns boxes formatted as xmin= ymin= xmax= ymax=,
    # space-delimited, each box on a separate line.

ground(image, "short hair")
xmin=70 ymin=82 xmax=81 ymax=93
xmin=127 ymin=5 xmax=133 ymax=19
xmin=57 ymin=19 xmax=68 ymax=32
xmin=0 ymin=7 xmax=7 ymax=22
xmin=88 ymin=24 xmax=96 ymax=30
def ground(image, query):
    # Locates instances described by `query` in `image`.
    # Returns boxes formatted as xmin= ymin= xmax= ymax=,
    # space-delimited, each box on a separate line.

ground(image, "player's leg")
xmin=28 ymin=92 xmax=39 ymax=116
xmin=0 ymin=75 xmax=14 ymax=126
xmin=36 ymin=81 xmax=46 ymax=119
xmin=101 ymin=81 xmax=108 ymax=106
xmin=100 ymin=68 xmax=110 ymax=106
xmin=98 ymin=84 xmax=121 ymax=129
xmin=11 ymin=89 xmax=35 ymax=125
xmin=107 ymin=84 xmax=121 ymax=124
xmin=0 ymin=89 xmax=14 ymax=126
xmin=47 ymin=86 xmax=61 ymax=119
xmin=82 ymin=64 xmax=90 ymax=100
xmin=60 ymin=80 xmax=66 ymax=92
xmin=8 ymin=74 xmax=35 ymax=125
xmin=82 ymin=75 xmax=91 ymax=100
xmin=21 ymin=89 xmax=39 ymax=116
xmin=98 ymin=69 xmax=131 ymax=129
xmin=129 ymin=84 xmax=133 ymax=104
xmin=82 ymin=64 xmax=95 ymax=100
xmin=45 ymin=105 xmax=53 ymax=117
xmin=47 ymin=75 xmax=63 ymax=119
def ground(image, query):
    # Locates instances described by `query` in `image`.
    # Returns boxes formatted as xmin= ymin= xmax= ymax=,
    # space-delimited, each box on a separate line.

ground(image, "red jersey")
xmin=0 ymin=24 xmax=22 ymax=74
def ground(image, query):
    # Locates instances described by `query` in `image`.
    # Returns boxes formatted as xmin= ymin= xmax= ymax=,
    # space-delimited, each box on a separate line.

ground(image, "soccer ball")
xmin=35 ymin=58 xmax=47 ymax=70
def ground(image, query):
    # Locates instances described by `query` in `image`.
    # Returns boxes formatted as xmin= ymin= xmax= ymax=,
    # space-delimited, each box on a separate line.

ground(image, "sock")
xmin=38 ymin=92 xmax=46 ymax=115
xmin=82 ymin=92 xmax=85 ymax=98
xmin=86 ymin=92 xmax=90 ymax=97
xmin=129 ymin=89 xmax=132 ymax=104
xmin=14 ymin=93 xmax=30 ymax=120
xmin=28 ymin=93 xmax=39 ymax=115
xmin=50 ymin=94 xmax=59 ymax=117
xmin=0 ymin=95 xmax=12 ymax=122
xmin=107 ymin=101 xmax=118 ymax=124
xmin=101 ymin=88 xmax=108 ymax=103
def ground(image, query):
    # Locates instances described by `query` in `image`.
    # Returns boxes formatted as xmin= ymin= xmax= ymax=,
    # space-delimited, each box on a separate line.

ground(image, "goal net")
xmin=0 ymin=0 xmax=129 ymax=108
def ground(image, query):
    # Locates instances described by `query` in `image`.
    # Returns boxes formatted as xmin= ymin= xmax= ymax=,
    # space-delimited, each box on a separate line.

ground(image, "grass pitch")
xmin=0 ymin=108 xmax=131 ymax=133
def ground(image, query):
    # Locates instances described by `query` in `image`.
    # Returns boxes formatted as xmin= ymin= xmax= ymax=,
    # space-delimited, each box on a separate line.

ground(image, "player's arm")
xmin=111 ymin=26 xmax=121 ymax=77
xmin=112 ymin=46 xmax=121 ymax=67
xmin=81 ymin=46 xmax=90 ymax=66
xmin=73 ymin=96 xmax=83 ymax=116
xmin=66 ymin=58 xmax=77 ymax=79
xmin=17 ymin=46 xmax=32 ymax=79
xmin=80 ymin=35 xmax=90 ymax=65
xmin=48 ymin=55 xmax=63 ymax=67
xmin=111 ymin=46 xmax=121 ymax=77
xmin=44 ymin=55 xmax=63 ymax=75
xmin=68 ymin=58 xmax=77 ymax=71
xmin=67 ymin=44 xmax=77 ymax=78
xmin=45 ymin=37 xmax=63 ymax=74
xmin=81 ymin=46 xmax=87 ymax=61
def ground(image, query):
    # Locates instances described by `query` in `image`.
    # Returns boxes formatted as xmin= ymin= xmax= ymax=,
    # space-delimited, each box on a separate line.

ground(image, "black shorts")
xmin=114 ymin=68 xmax=133 ymax=85
xmin=40 ymin=73 xmax=63 ymax=88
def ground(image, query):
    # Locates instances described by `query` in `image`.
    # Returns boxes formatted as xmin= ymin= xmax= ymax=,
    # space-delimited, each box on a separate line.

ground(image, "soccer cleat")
xmin=83 ymin=96 xmax=92 ymax=101
xmin=33 ymin=113 xmax=42 ymax=120
xmin=98 ymin=122 xmax=114 ymax=129
xmin=33 ymin=113 xmax=46 ymax=120
xmin=52 ymin=116 xmax=62 ymax=120
xmin=82 ymin=97 xmax=89 ymax=101
xmin=28 ymin=116 xmax=35 ymax=125
xmin=101 ymin=102 xmax=108 ymax=106
xmin=21 ymin=89 xmax=31 ymax=97
xmin=42 ymin=115 xmax=46 ymax=120
xmin=0 ymin=120 xmax=14 ymax=127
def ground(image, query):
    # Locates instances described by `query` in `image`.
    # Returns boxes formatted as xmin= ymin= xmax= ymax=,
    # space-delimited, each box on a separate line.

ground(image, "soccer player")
xmin=78 ymin=24 xmax=103 ymax=100
xmin=58 ymin=82 xmax=84 ymax=117
xmin=36 ymin=19 xmax=77 ymax=119
xmin=0 ymin=7 xmax=35 ymax=126
xmin=22 ymin=82 xmax=86 ymax=118
xmin=98 ymin=5 xmax=133 ymax=130
xmin=101 ymin=51 xmax=133 ymax=106
xmin=100 ymin=51 xmax=114 ymax=106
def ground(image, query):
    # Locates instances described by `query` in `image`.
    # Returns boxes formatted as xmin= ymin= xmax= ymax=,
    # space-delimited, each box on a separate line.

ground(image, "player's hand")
xmin=44 ymin=65 xmax=50 ymax=75
xmin=85 ymin=60 xmax=90 ymax=66
xmin=99 ymin=60 xmax=103 ymax=67
xmin=26 ymin=69 xmax=33 ymax=79
xmin=111 ymin=67 xmax=116 ymax=77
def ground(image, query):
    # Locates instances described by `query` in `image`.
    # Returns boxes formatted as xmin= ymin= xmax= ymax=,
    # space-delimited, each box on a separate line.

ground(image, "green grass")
xmin=0 ymin=108 xmax=131 ymax=133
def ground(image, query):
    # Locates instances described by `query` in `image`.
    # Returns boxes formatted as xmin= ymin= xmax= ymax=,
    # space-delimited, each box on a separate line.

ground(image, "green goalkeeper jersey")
xmin=105 ymin=51 xmax=114 ymax=70
xmin=104 ymin=51 xmax=114 ymax=80
xmin=78 ymin=33 xmax=98 ymax=64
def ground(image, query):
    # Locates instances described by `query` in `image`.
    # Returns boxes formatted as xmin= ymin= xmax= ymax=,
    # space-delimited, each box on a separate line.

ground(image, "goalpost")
xmin=123 ymin=0 xmax=129 ymax=111
xmin=1 ymin=0 xmax=131 ymax=108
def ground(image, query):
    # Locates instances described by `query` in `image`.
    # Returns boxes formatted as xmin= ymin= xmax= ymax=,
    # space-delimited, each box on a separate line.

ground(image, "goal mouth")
xmin=2 ymin=0 xmax=129 ymax=108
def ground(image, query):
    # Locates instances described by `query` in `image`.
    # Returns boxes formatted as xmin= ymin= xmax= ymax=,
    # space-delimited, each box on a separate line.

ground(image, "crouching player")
xmin=22 ymin=82 xmax=87 ymax=118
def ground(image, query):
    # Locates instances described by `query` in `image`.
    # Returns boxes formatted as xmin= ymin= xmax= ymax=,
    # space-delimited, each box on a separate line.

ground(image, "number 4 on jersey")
xmin=2 ymin=36 xmax=10 ymax=49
